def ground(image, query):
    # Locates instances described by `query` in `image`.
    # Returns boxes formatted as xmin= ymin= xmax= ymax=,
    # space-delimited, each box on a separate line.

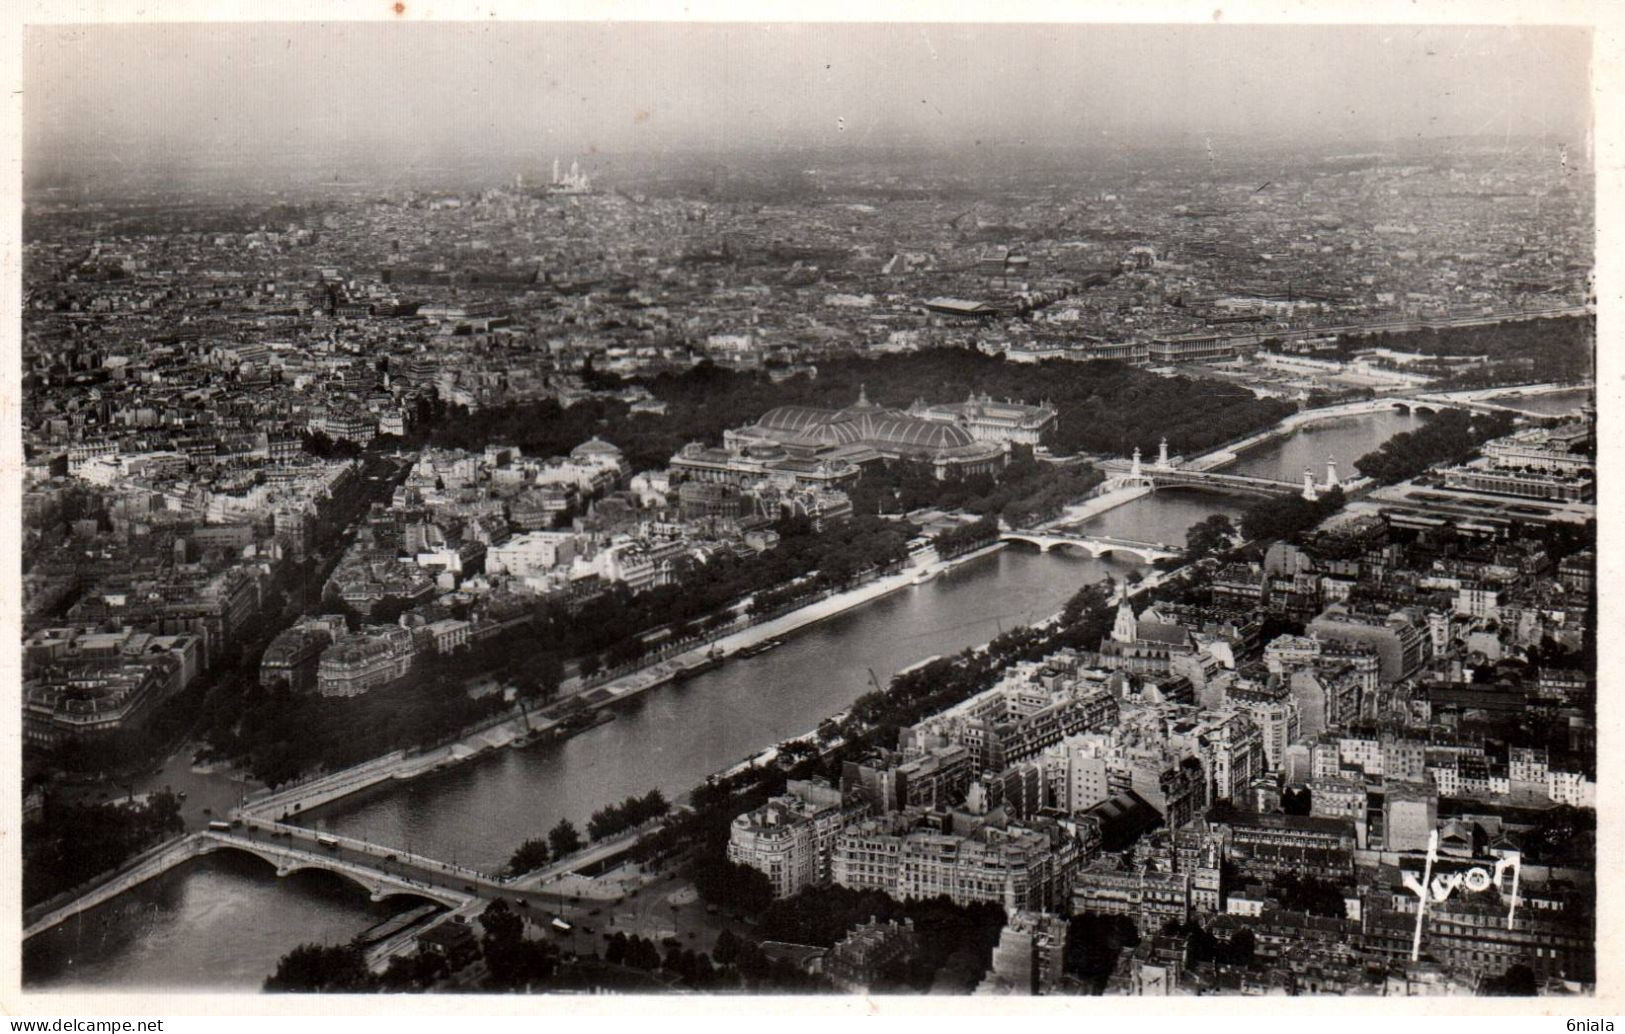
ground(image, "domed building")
xmin=723 ymin=387 xmax=1007 ymax=480
xmin=568 ymin=436 xmax=629 ymax=477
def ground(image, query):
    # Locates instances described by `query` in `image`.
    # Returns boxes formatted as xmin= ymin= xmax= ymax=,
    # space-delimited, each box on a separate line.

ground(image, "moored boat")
xmin=735 ymin=637 xmax=785 ymax=659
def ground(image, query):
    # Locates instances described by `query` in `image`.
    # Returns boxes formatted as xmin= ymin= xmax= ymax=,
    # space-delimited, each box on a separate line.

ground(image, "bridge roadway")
xmin=1090 ymin=380 xmax=1592 ymax=502
xmin=1097 ymin=460 xmax=1307 ymax=498
xmin=998 ymin=530 xmax=1185 ymax=563
xmin=23 ymin=816 xmax=608 ymax=942
xmin=1388 ymin=395 xmax=1509 ymax=416
xmin=1389 ymin=389 xmax=1590 ymax=417
xmin=239 ymin=749 xmax=416 ymax=821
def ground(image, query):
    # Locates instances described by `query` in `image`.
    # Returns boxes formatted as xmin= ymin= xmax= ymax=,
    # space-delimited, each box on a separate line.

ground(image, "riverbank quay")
xmin=582 ymin=539 xmax=1008 ymax=712
xmin=707 ymin=548 xmax=1201 ymax=785
xmin=235 ymin=541 xmax=1012 ymax=824
xmin=41 ymin=396 xmax=1547 ymax=987
xmin=221 ymin=401 xmax=1407 ymax=868
xmin=1162 ymin=380 xmax=1587 ymax=474
xmin=1192 ymin=398 xmax=1407 ymax=471
xmin=223 ymin=397 xmax=1471 ymax=825
xmin=26 ymin=532 xmax=1211 ymax=958
xmin=239 ymin=382 xmax=1590 ymax=826
xmin=21 ymin=833 xmax=190 ymax=934
xmin=1037 ymin=484 xmax=1153 ymax=530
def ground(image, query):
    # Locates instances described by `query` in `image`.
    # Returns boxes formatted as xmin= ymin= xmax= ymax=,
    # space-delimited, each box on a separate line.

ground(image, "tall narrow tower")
xmin=1157 ymin=437 xmax=1170 ymax=470
xmin=1325 ymin=455 xmax=1339 ymax=491
xmin=1301 ymin=468 xmax=1320 ymax=502
xmin=1130 ymin=447 xmax=1143 ymax=479
xmin=1112 ymin=599 xmax=1139 ymax=644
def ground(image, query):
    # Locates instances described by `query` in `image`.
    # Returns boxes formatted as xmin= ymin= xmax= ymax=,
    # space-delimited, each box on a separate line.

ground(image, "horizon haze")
xmin=24 ymin=21 xmax=1592 ymax=194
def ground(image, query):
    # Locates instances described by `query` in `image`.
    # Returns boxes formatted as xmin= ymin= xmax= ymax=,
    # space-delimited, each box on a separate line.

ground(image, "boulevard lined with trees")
xmin=23 ymin=790 xmax=185 ymax=908
xmin=184 ymin=352 xmax=1296 ymax=789
xmin=1332 ymin=315 xmax=1592 ymax=389
xmin=418 ymin=350 xmax=1296 ymax=473
xmin=1354 ymin=408 xmax=1518 ymax=485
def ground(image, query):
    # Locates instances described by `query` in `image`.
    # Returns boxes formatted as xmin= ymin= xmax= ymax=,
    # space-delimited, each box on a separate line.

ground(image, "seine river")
xmin=23 ymin=408 xmax=1424 ymax=991
xmin=1493 ymin=386 xmax=1591 ymax=417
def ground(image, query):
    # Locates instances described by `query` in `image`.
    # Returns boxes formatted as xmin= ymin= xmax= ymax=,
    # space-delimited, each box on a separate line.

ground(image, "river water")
xmin=1491 ymin=387 xmax=1591 ymax=417
xmin=1225 ymin=409 xmax=1422 ymax=482
xmin=23 ymin=853 xmax=412 ymax=992
xmin=285 ymin=545 xmax=1151 ymax=872
xmin=21 ymin=408 xmax=1419 ymax=990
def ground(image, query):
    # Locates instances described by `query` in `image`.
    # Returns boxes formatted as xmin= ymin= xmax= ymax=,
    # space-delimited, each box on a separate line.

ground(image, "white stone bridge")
xmin=193 ymin=830 xmax=475 ymax=908
xmin=1100 ymin=436 xmax=1344 ymax=502
xmin=999 ymin=530 xmax=1185 ymax=564
xmin=24 ymin=824 xmax=479 ymax=940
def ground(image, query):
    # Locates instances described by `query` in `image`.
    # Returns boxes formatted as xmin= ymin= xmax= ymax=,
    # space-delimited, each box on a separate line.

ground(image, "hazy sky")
xmin=24 ymin=21 xmax=1592 ymax=171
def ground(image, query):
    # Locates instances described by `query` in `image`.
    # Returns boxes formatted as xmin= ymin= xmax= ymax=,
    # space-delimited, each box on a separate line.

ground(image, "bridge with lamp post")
xmin=1099 ymin=437 xmax=1344 ymax=502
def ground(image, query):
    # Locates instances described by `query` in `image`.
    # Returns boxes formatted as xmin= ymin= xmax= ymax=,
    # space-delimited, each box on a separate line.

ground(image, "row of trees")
xmin=477 ymin=899 xmax=561 ymax=990
xmin=23 ymin=790 xmax=185 ymax=907
xmin=1238 ymin=487 xmax=1347 ymax=544
xmin=751 ymin=885 xmax=1009 ymax=993
xmin=516 ymin=513 xmax=913 ymax=681
xmin=503 ymin=838 xmax=553 ymax=878
xmin=586 ymin=789 xmax=670 ymax=842
xmin=1333 ymin=315 xmax=1593 ymax=389
xmin=845 ymin=451 xmax=1105 ymax=526
xmin=604 ymin=929 xmax=828 ymax=991
xmin=1354 ymin=409 xmax=1519 ymax=485
xmin=547 ymin=819 xmax=583 ymax=859
xmin=1184 ymin=514 xmax=1238 ymax=558
xmin=930 ymin=515 xmax=1000 ymax=559
xmin=498 ymin=819 xmax=585 ymax=877
xmin=266 ymin=904 xmax=830 ymax=993
xmin=602 ymin=931 xmax=666 ymax=971
xmin=266 ymin=899 xmax=563 ymax=993
xmin=420 ymin=350 xmax=1296 ymax=475
xmin=748 ymin=578 xmax=823 ymax=618
xmin=626 ymin=574 xmax=1127 ymax=916
xmin=263 ymin=943 xmax=377 ymax=993
xmin=201 ymin=667 xmax=509 ymax=788
xmin=689 ymin=856 xmax=776 ymax=917
xmin=216 ymin=513 xmax=913 ymax=787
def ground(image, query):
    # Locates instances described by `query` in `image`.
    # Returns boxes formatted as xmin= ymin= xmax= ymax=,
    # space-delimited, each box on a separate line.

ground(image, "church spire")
xmin=1111 ymin=598 xmax=1138 ymax=644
